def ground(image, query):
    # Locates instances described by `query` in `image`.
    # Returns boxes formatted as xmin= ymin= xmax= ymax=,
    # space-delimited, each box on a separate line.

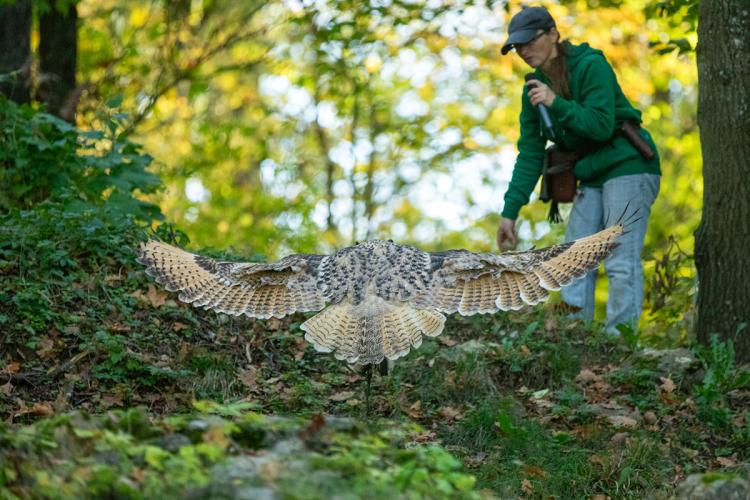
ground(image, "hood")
xmin=564 ymin=42 xmax=606 ymax=70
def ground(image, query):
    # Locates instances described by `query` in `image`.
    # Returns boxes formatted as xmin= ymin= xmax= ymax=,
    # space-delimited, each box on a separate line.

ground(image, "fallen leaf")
xmin=521 ymin=478 xmax=533 ymax=495
xmin=4 ymin=362 xmax=21 ymax=374
xmin=438 ymin=336 xmax=457 ymax=347
xmin=524 ymin=464 xmax=547 ymax=478
xmin=465 ymin=451 xmax=488 ymax=467
xmin=600 ymin=400 xmax=623 ymax=410
xmin=643 ymin=411 xmax=658 ymax=424
xmin=173 ymin=322 xmax=187 ymax=332
xmin=575 ymin=369 xmax=599 ymax=384
xmin=589 ymin=454 xmax=604 ymax=465
xmin=35 ymin=336 xmax=56 ymax=359
xmin=266 ymin=318 xmax=283 ymax=331
xmin=531 ymin=388 xmax=550 ymax=399
xmin=101 ymin=393 xmax=124 ymax=408
xmin=298 ymin=414 xmax=326 ymax=440
xmin=63 ymin=325 xmax=81 ymax=335
xmin=0 ymin=382 xmax=13 ymax=396
xmin=329 ymin=390 xmax=355 ymax=402
xmin=31 ymin=402 xmax=55 ymax=416
xmin=438 ymin=406 xmax=462 ymax=420
xmin=15 ymin=401 xmax=54 ymax=418
xmin=131 ymin=466 xmax=147 ymax=483
xmin=607 ymin=415 xmax=638 ymax=429
xmin=407 ymin=400 xmax=423 ymax=419
xmin=412 ymin=430 xmax=437 ymax=443
xmin=716 ymin=455 xmax=737 ymax=467
xmin=659 ymin=377 xmax=676 ymax=394
xmin=146 ymin=284 xmax=168 ymax=308
xmin=237 ymin=367 xmax=258 ymax=390
xmin=104 ymin=274 xmax=122 ymax=284
xmin=532 ymin=398 xmax=554 ymax=409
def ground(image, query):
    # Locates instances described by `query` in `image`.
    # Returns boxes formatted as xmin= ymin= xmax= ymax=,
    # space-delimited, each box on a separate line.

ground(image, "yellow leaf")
xmin=130 ymin=7 xmax=149 ymax=27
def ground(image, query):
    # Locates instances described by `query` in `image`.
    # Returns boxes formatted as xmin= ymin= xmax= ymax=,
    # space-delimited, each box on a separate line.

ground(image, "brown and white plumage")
xmin=137 ymin=224 xmax=622 ymax=365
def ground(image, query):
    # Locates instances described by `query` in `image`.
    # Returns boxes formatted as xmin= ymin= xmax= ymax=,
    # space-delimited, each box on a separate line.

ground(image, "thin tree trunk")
xmin=38 ymin=2 xmax=78 ymax=121
xmin=363 ymin=85 xmax=378 ymax=240
xmin=349 ymin=90 xmax=360 ymax=244
xmin=0 ymin=0 xmax=32 ymax=104
xmin=694 ymin=0 xmax=750 ymax=360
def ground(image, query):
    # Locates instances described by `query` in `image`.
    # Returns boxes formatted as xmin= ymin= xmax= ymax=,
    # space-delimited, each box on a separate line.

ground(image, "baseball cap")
xmin=501 ymin=7 xmax=556 ymax=55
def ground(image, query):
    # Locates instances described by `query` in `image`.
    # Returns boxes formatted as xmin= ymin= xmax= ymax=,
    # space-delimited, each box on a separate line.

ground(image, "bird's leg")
xmin=378 ymin=359 xmax=389 ymax=377
xmin=364 ymin=364 xmax=373 ymax=417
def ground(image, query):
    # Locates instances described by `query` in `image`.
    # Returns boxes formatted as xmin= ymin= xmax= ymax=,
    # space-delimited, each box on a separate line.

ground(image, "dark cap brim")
xmin=501 ymin=28 xmax=540 ymax=55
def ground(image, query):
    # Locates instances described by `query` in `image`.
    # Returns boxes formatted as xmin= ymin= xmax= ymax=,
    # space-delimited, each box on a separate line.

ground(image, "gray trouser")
xmin=561 ymin=174 xmax=660 ymax=333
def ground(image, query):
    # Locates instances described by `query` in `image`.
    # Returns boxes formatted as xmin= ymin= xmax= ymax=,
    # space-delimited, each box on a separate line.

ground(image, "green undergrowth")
xmin=0 ymin=405 xmax=484 ymax=499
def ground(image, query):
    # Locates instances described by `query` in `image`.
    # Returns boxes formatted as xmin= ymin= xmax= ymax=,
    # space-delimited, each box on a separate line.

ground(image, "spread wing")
xmin=136 ymin=240 xmax=326 ymax=319
xmin=424 ymin=224 xmax=623 ymax=315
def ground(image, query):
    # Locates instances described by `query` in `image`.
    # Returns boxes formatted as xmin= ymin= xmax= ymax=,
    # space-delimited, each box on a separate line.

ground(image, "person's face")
xmin=514 ymin=28 xmax=558 ymax=68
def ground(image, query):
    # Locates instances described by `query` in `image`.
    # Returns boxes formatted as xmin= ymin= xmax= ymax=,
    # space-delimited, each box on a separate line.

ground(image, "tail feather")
xmin=301 ymin=298 xmax=446 ymax=365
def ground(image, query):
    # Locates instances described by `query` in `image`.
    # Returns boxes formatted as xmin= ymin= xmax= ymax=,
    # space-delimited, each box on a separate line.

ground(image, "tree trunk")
xmin=0 ymin=0 xmax=32 ymax=104
xmin=695 ymin=0 xmax=750 ymax=360
xmin=38 ymin=1 xmax=78 ymax=122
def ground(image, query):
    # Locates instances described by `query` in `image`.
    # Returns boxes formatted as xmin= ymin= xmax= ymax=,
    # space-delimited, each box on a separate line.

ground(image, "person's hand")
xmin=526 ymin=79 xmax=556 ymax=107
xmin=496 ymin=217 xmax=517 ymax=250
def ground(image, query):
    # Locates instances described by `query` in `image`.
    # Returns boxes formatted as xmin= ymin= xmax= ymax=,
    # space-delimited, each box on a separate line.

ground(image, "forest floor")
xmin=2 ymin=209 xmax=749 ymax=498
xmin=3 ymin=300 xmax=750 ymax=498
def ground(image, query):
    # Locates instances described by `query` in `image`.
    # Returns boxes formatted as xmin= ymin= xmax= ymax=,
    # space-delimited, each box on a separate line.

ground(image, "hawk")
xmin=137 ymin=224 xmax=622 ymax=365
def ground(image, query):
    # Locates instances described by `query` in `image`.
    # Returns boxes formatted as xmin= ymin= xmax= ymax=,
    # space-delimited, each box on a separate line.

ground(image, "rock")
xmin=644 ymin=411 xmax=658 ymax=425
xmin=674 ymin=473 xmax=750 ymax=499
xmin=581 ymin=401 xmax=643 ymax=427
xmin=439 ymin=339 xmax=501 ymax=361
xmin=197 ymin=455 xmax=282 ymax=500
xmin=322 ymin=416 xmax=356 ymax=432
xmin=627 ymin=348 xmax=700 ymax=379
xmin=184 ymin=418 xmax=210 ymax=440
xmin=609 ymin=432 xmax=629 ymax=446
xmin=149 ymin=433 xmax=191 ymax=452
xmin=272 ymin=437 xmax=304 ymax=456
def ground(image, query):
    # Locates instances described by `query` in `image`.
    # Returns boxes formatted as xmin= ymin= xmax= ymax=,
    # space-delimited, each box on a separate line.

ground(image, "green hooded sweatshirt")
xmin=501 ymin=42 xmax=661 ymax=220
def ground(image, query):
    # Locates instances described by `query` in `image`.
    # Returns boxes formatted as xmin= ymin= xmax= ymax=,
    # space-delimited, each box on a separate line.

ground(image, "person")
xmin=496 ymin=6 xmax=661 ymax=334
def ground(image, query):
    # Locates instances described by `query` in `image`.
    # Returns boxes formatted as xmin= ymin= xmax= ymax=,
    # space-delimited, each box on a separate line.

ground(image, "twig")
xmin=46 ymin=349 xmax=92 ymax=379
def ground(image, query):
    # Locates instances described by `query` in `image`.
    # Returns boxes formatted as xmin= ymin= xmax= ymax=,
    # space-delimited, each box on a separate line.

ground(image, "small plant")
xmin=643 ymin=237 xmax=696 ymax=343
xmin=693 ymin=333 xmax=750 ymax=428
xmin=616 ymin=322 xmax=641 ymax=350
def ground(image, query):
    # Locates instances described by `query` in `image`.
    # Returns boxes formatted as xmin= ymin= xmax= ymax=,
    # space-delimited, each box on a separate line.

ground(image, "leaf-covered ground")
xmin=2 ymin=200 xmax=750 ymax=499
